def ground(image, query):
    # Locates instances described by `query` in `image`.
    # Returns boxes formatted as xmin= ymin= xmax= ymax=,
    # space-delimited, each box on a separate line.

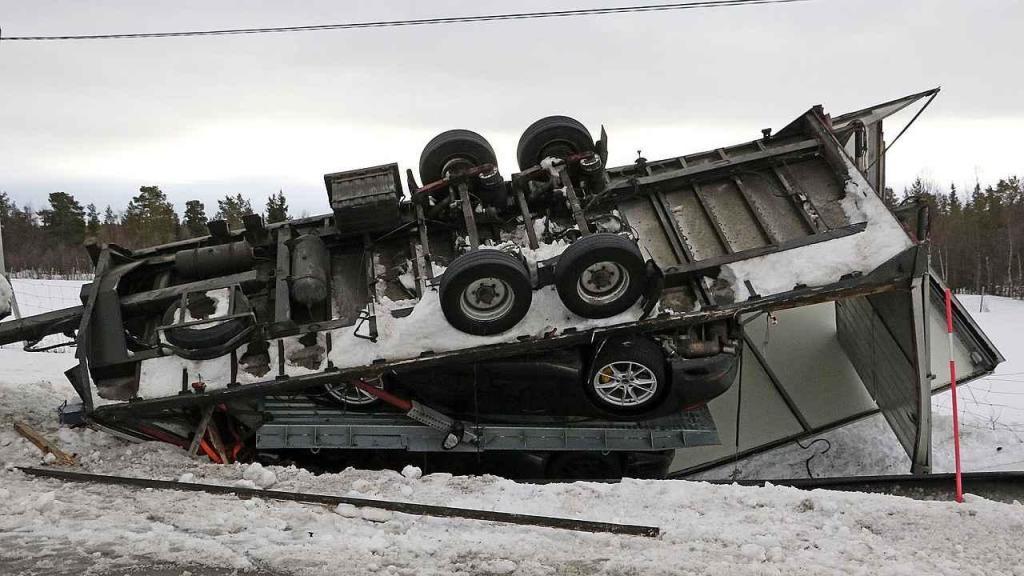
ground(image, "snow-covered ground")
xmin=1 ymin=280 xmax=1023 ymax=574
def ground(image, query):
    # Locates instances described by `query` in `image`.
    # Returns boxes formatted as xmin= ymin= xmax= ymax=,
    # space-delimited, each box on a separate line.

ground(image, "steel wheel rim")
xmin=460 ymin=276 xmax=515 ymax=322
xmin=325 ymin=377 xmax=383 ymax=406
xmin=592 ymin=361 xmax=658 ymax=407
xmin=577 ymin=261 xmax=630 ymax=306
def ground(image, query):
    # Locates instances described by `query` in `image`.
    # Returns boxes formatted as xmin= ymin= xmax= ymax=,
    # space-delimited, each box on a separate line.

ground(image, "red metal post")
xmin=944 ymin=288 xmax=963 ymax=503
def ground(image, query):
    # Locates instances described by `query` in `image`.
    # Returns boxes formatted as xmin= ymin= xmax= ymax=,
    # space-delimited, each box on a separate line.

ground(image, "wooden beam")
xmin=14 ymin=421 xmax=76 ymax=466
xmin=187 ymin=405 xmax=215 ymax=456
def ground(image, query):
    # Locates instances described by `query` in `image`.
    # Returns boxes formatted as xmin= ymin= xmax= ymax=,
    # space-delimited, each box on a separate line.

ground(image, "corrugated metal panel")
xmin=836 ymin=294 xmax=920 ymax=457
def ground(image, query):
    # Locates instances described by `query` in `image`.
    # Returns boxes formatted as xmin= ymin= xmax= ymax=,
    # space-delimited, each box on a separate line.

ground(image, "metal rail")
xmin=17 ymin=466 xmax=660 ymax=537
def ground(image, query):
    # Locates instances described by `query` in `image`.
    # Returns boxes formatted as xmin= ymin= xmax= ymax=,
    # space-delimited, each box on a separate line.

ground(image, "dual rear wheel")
xmin=438 ymin=234 xmax=647 ymax=337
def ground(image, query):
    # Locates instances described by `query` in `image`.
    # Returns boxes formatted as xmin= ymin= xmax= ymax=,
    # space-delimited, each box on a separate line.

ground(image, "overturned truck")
xmin=0 ymin=88 xmax=1000 ymax=478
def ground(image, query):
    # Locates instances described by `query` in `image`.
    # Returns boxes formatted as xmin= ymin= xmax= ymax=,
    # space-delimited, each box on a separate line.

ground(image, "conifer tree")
xmin=265 ymin=190 xmax=289 ymax=224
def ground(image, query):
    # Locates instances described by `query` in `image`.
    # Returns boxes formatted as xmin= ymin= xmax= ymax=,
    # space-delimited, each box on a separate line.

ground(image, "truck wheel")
xmin=554 ymin=233 xmax=647 ymax=318
xmin=323 ymin=376 xmax=384 ymax=408
xmin=516 ymin=115 xmax=594 ymax=171
xmin=586 ymin=337 xmax=667 ymax=417
xmin=439 ymin=250 xmax=532 ymax=336
xmin=419 ymin=129 xmax=497 ymax=185
xmin=161 ymin=302 xmax=249 ymax=358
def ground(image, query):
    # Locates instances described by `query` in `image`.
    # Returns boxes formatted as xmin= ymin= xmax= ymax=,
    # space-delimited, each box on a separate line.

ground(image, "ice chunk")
xmin=334 ymin=503 xmax=360 ymax=518
xmin=401 ymin=465 xmax=422 ymax=479
xmin=242 ymin=462 xmax=277 ymax=488
xmin=360 ymin=507 xmax=393 ymax=523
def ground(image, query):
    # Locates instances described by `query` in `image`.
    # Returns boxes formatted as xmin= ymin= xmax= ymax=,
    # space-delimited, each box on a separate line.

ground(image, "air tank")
xmin=174 ymin=241 xmax=254 ymax=279
xmin=291 ymin=234 xmax=329 ymax=307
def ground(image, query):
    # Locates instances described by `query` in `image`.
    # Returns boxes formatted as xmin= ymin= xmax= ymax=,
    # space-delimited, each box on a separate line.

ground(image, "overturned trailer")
xmin=0 ymin=88 xmax=1000 ymax=477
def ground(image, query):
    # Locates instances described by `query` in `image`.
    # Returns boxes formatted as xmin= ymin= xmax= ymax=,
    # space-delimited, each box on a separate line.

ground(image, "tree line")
xmin=0 ymin=187 xmax=289 ymax=275
xmin=893 ymin=175 xmax=1024 ymax=297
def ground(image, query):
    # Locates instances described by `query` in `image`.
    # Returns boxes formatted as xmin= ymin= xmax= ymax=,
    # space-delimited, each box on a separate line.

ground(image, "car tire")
xmin=516 ymin=115 xmax=595 ymax=171
xmin=439 ymin=250 xmax=533 ymax=336
xmin=585 ymin=337 xmax=667 ymax=417
xmin=419 ymin=129 xmax=497 ymax=185
xmin=554 ymin=233 xmax=647 ymax=319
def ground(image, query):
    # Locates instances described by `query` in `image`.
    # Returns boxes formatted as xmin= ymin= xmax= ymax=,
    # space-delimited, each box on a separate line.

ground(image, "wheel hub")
xmin=586 ymin=264 xmax=618 ymax=292
xmin=577 ymin=261 xmax=630 ymax=306
xmin=592 ymin=361 xmax=657 ymax=407
xmin=325 ymin=377 xmax=383 ymax=406
xmin=472 ymin=283 xmax=500 ymax=306
xmin=460 ymin=277 xmax=515 ymax=322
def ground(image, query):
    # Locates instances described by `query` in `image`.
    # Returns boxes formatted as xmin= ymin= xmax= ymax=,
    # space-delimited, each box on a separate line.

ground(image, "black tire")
xmin=516 ymin=115 xmax=595 ymax=171
xmin=546 ymin=452 xmax=624 ymax=480
xmin=585 ymin=337 xmax=668 ymax=417
xmin=419 ymin=129 xmax=497 ymax=185
xmin=554 ymin=233 xmax=647 ymax=318
xmin=162 ymin=301 xmax=249 ymax=356
xmin=439 ymin=250 xmax=532 ymax=336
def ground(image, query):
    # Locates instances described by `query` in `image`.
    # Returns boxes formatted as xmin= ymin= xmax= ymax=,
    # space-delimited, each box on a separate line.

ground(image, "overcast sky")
xmin=2 ymin=0 xmax=1022 ymax=217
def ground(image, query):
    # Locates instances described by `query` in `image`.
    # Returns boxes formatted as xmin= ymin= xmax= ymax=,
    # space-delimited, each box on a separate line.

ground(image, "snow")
xmin=725 ymin=158 xmax=913 ymax=302
xmin=242 ymin=462 xmax=278 ymax=489
xmin=1 ymin=282 xmax=1024 ymax=573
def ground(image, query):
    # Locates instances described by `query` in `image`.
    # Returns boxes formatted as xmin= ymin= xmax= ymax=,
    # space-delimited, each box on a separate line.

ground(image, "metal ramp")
xmin=257 ymin=399 xmax=718 ymax=453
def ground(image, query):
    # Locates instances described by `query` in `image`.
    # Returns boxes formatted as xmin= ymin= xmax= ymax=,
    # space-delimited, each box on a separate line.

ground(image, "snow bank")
xmin=3 ymin=432 xmax=1024 ymax=574
xmin=2 ymin=282 xmax=1024 ymax=573
xmin=0 ymin=275 xmax=12 ymax=320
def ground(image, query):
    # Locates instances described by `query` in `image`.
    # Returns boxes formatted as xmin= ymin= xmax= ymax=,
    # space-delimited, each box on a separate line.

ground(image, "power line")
xmin=0 ymin=0 xmax=811 ymax=42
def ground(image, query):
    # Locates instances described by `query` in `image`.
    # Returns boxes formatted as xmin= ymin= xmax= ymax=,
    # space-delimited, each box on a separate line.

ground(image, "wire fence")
xmin=0 ymin=278 xmax=87 ymax=353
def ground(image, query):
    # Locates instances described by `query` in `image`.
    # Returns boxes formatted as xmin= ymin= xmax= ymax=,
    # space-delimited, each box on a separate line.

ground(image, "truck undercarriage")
xmin=2 ymin=88 xmax=985 ymax=477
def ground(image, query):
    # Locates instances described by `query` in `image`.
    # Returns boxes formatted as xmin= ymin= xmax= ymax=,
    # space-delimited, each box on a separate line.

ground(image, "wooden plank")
xmin=13 ymin=421 xmax=76 ymax=465
xmin=188 ymin=405 xmax=215 ymax=456
xmin=205 ymin=417 xmax=230 ymax=464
